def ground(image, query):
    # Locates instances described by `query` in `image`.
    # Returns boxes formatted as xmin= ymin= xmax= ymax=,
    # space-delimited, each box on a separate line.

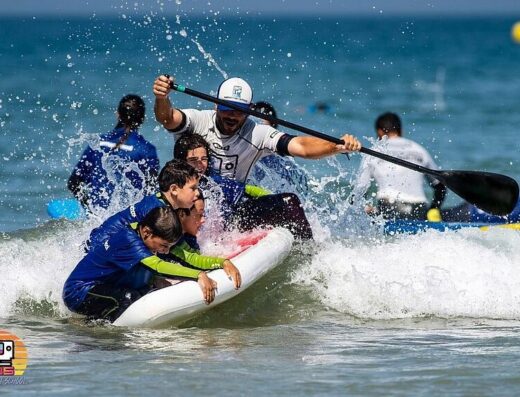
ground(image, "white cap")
xmin=216 ymin=77 xmax=253 ymax=110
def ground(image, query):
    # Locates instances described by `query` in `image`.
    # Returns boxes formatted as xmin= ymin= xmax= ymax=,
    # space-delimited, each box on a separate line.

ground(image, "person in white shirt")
xmin=153 ymin=75 xmax=362 ymax=238
xmin=358 ymin=112 xmax=446 ymax=220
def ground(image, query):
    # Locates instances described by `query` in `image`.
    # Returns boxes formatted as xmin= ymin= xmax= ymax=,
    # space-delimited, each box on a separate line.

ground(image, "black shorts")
xmin=76 ymin=284 xmax=148 ymax=323
xmin=234 ymin=193 xmax=313 ymax=239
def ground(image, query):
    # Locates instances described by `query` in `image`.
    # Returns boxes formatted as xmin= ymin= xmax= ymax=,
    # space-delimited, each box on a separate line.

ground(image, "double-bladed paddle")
xmin=168 ymin=81 xmax=519 ymax=216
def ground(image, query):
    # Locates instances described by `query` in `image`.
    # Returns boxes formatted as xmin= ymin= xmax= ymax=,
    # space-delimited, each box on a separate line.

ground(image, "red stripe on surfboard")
xmin=227 ymin=230 xmax=269 ymax=258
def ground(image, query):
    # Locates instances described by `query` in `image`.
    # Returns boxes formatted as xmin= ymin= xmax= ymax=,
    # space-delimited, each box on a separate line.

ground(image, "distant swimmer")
xmin=308 ymin=101 xmax=331 ymax=114
xmin=67 ymin=94 xmax=159 ymax=212
xmin=153 ymin=74 xmax=362 ymax=239
xmin=357 ymin=112 xmax=447 ymax=221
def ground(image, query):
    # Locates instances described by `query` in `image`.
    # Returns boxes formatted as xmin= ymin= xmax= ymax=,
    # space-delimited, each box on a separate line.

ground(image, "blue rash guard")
xmin=200 ymin=172 xmax=246 ymax=220
xmin=63 ymin=226 xmax=156 ymax=311
xmin=87 ymin=193 xmax=167 ymax=251
xmin=63 ymin=225 xmax=204 ymax=311
xmin=68 ymin=127 xmax=160 ymax=210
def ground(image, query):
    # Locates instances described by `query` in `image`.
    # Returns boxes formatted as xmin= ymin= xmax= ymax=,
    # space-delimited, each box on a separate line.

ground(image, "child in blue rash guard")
xmin=173 ymin=134 xmax=270 ymax=221
xmin=63 ymin=207 xmax=218 ymax=322
xmin=173 ymin=133 xmax=312 ymax=239
xmin=68 ymin=94 xmax=159 ymax=212
xmin=169 ymin=192 xmax=242 ymax=289
xmin=87 ymin=159 xmax=200 ymax=251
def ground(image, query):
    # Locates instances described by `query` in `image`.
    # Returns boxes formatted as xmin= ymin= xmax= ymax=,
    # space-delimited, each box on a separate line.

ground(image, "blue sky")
xmin=2 ymin=0 xmax=520 ymax=16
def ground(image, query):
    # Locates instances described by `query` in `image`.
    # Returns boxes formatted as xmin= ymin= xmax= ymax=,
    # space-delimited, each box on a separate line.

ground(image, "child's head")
xmin=173 ymin=134 xmax=210 ymax=175
xmin=116 ymin=94 xmax=146 ymax=130
xmin=139 ymin=206 xmax=182 ymax=254
xmin=158 ymin=159 xmax=200 ymax=209
xmin=254 ymin=101 xmax=278 ymax=128
xmin=177 ymin=191 xmax=205 ymax=237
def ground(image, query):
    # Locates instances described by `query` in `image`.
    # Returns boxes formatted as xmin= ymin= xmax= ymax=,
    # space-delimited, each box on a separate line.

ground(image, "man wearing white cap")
xmin=153 ymin=75 xmax=361 ymax=239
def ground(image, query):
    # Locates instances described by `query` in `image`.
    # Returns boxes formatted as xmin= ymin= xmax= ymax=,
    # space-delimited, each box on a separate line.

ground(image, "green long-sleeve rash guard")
xmin=171 ymin=241 xmax=226 ymax=270
xmin=141 ymin=256 xmax=201 ymax=279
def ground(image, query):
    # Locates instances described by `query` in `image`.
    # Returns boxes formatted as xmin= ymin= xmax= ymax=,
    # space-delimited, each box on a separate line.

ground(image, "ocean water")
xmin=2 ymin=10 xmax=520 ymax=395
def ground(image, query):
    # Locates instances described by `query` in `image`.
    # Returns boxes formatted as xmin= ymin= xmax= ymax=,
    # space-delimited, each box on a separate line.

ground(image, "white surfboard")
xmin=113 ymin=227 xmax=294 ymax=328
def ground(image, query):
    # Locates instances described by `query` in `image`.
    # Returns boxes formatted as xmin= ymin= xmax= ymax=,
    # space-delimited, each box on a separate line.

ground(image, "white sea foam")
xmin=293 ymin=227 xmax=520 ymax=320
xmin=0 ymin=221 xmax=94 ymax=317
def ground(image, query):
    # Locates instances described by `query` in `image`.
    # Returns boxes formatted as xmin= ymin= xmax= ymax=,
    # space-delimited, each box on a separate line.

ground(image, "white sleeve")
xmin=420 ymin=146 xmax=443 ymax=185
xmin=419 ymin=144 xmax=439 ymax=171
xmin=167 ymin=108 xmax=210 ymax=139
xmin=251 ymin=124 xmax=285 ymax=153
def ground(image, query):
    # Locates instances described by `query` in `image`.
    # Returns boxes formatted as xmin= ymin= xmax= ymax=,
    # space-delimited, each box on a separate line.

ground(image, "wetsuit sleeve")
xmin=210 ymin=173 xmax=246 ymax=206
xmin=245 ymin=184 xmax=271 ymax=197
xmin=170 ymin=244 xmax=226 ymax=270
xmin=141 ymin=256 xmax=201 ymax=279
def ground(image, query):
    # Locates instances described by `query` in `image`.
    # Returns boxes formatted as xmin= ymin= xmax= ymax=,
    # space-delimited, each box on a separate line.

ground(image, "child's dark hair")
xmin=173 ymin=134 xmax=210 ymax=162
xmin=254 ymin=101 xmax=278 ymax=128
xmin=158 ymin=159 xmax=199 ymax=192
xmin=176 ymin=189 xmax=205 ymax=217
xmin=116 ymin=94 xmax=146 ymax=130
xmin=140 ymin=206 xmax=182 ymax=243
xmin=375 ymin=112 xmax=402 ymax=136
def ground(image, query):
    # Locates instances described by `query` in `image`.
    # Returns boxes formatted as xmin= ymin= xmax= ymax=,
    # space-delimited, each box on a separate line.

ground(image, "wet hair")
xmin=115 ymin=94 xmax=146 ymax=130
xmin=176 ymin=189 xmax=205 ymax=217
xmin=173 ymin=134 xmax=210 ymax=162
xmin=375 ymin=112 xmax=402 ymax=136
xmin=254 ymin=101 xmax=278 ymax=128
xmin=140 ymin=206 xmax=182 ymax=243
xmin=158 ymin=159 xmax=199 ymax=192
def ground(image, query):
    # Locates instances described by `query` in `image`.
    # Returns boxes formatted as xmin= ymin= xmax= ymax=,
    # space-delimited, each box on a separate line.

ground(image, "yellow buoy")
xmin=512 ymin=22 xmax=520 ymax=44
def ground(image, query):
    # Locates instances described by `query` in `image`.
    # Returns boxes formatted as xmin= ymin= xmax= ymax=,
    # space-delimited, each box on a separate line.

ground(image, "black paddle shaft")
xmin=169 ymin=82 xmax=519 ymax=216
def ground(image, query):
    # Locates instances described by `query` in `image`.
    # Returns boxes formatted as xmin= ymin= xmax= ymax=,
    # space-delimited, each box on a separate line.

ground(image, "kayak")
xmin=112 ymin=227 xmax=294 ymax=328
xmin=384 ymin=220 xmax=520 ymax=235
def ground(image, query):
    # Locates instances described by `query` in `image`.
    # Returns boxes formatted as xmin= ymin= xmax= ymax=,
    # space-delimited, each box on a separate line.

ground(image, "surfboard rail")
xmin=113 ymin=227 xmax=294 ymax=328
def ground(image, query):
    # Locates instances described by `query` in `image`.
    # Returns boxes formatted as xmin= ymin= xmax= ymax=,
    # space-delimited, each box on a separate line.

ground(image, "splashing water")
xmin=293 ymin=227 xmax=520 ymax=320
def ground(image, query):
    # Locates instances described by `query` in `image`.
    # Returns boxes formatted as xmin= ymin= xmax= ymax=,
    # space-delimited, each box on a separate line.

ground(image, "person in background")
xmin=63 ymin=206 xmax=221 ymax=322
xmin=68 ymin=94 xmax=159 ymax=212
xmin=154 ymin=75 xmax=362 ymax=239
xmin=358 ymin=112 xmax=446 ymax=220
